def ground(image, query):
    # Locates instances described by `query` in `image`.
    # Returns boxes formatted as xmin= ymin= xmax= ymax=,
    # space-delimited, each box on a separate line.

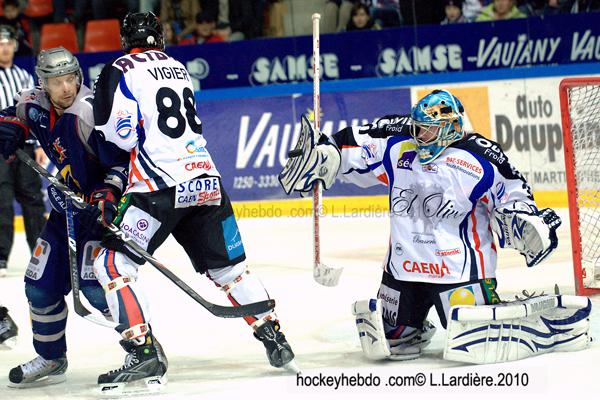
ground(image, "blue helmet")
xmin=410 ymin=90 xmax=465 ymax=164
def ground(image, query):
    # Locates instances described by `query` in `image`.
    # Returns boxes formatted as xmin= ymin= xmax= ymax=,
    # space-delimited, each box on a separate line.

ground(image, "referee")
xmin=0 ymin=25 xmax=46 ymax=277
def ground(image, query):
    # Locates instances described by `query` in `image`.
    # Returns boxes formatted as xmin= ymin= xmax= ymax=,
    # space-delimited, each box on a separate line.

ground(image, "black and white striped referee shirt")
xmin=0 ymin=63 xmax=34 ymax=110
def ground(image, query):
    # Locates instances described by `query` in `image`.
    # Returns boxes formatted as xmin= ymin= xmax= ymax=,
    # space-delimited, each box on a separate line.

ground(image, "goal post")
xmin=559 ymin=77 xmax=600 ymax=296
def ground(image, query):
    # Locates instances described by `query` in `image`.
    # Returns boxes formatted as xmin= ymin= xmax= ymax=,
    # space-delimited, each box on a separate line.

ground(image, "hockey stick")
xmin=16 ymin=149 xmax=275 ymax=318
xmin=64 ymin=197 xmax=119 ymax=328
xmin=311 ymin=13 xmax=342 ymax=287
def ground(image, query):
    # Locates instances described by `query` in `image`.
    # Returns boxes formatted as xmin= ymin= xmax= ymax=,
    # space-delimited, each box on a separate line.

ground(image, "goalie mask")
xmin=121 ymin=11 xmax=165 ymax=53
xmin=410 ymin=90 xmax=465 ymax=164
xmin=35 ymin=46 xmax=83 ymax=90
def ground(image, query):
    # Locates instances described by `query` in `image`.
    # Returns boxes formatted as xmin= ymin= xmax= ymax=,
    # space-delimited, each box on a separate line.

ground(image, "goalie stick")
xmin=65 ymin=197 xmax=118 ymax=328
xmin=16 ymin=149 xmax=275 ymax=319
xmin=310 ymin=13 xmax=342 ymax=287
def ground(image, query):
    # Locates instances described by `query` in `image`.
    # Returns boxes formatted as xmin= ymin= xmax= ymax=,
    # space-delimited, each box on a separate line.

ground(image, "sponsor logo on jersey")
xmin=378 ymin=284 xmax=401 ymax=326
xmin=446 ymin=156 xmax=483 ymax=174
xmin=115 ymin=110 xmax=134 ymax=139
xmin=222 ymin=215 xmax=245 ymax=260
xmin=422 ymin=163 xmax=438 ymax=173
xmin=468 ymin=136 xmax=507 ymax=164
xmin=176 ymin=177 xmax=222 ymax=208
xmin=121 ymin=223 xmax=151 ymax=246
xmin=402 ymin=259 xmax=450 ymax=278
xmin=136 ymin=219 xmax=148 ymax=231
xmin=361 ymin=143 xmax=378 ymax=160
xmin=495 ymin=182 xmax=508 ymax=202
xmin=28 ymin=107 xmax=41 ymax=122
xmin=396 ymin=142 xmax=417 ymax=170
xmin=184 ymin=160 xmax=212 ymax=171
xmin=435 ymin=248 xmax=461 ymax=256
xmin=26 ymin=239 xmax=51 ymax=280
xmin=394 ymin=243 xmax=404 ymax=255
xmin=52 ymin=137 xmax=67 ymax=163
xmin=185 ymin=140 xmax=208 ymax=155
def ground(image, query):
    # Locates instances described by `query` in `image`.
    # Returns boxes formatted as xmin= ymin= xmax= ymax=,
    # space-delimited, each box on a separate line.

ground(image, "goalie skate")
xmin=8 ymin=355 xmax=67 ymax=388
xmin=0 ymin=307 xmax=18 ymax=350
xmin=255 ymin=320 xmax=300 ymax=374
xmin=98 ymin=335 xmax=168 ymax=395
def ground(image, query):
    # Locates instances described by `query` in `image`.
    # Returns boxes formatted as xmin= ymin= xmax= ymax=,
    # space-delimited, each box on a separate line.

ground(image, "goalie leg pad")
xmin=352 ymin=299 xmax=391 ymax=360
xmin=444 ymin=294 xmax=591 ymax=364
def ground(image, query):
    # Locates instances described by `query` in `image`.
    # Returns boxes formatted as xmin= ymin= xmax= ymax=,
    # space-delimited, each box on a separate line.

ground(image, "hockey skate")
xmin=387 ymin=320 xmax=437 ymax=361
xmin=0 ymin=306 xmax=18 ymax=349
xmin=254 ymin=320 xmax=300 ymax=374
xmin=8 ymin=355 xmax=68 ymax=388
xmin=98 ymin=333 xmax=168 ymax=395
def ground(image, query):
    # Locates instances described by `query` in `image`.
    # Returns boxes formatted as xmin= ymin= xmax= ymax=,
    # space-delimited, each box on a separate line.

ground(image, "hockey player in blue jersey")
xmin=281 ymin=89 xmax=591 ymax=363
xmin=0 ymin=47 xmax=130 ymax=387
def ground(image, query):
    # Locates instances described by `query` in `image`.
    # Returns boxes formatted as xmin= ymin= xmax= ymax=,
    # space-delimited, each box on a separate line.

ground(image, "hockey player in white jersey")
xmin=280 ymin=90 xmax=591 ymax=363
xmin=89 ymin=12 xmax=296 ymax=392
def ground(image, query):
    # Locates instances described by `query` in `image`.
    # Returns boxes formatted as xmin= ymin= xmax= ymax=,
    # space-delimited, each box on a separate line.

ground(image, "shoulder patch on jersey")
xmin=453 ymin=133 xmax=520 ymax=180
xmin=359 ymin=114 xmax=412 ymax=139
xmin=93 ymin=64 xmax=124 ymax=127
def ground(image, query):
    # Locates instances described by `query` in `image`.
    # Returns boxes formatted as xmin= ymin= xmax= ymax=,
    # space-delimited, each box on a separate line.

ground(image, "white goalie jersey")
xmin=93 ymin=50 xmax=220 ymax=193
xmin=331 ymin=116 xmax=536 ymax=284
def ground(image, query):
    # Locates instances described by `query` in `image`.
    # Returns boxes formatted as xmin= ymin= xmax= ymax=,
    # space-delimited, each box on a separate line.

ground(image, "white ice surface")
xmin=0 ymin=208 xmax=598 ymax=399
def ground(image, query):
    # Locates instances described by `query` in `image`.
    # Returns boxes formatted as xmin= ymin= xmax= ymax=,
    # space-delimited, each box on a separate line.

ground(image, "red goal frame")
xmin=559 ymin=77 xmax=600 ymax=296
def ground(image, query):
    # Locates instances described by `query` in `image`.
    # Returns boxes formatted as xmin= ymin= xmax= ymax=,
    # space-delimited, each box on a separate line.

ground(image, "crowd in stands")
xmin=0 ymin=0 xmax=598 ymax=56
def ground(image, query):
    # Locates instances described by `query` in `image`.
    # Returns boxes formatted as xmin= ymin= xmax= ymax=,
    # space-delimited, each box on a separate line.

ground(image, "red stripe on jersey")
xmin=377 ymin=173 xmax=389 ymax=185
xmin=129 ymin=148 xmax=156 ymax=191
xmin=470 ymin=213 xmax=486 ymax=278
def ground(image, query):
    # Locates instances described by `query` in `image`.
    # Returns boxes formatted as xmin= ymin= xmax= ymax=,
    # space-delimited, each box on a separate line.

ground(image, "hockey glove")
xmin=82 ymin=187 xmax=120 ymax=228
xmin=0 ymin=116 xmax=28 ymax=159
xmin=279 ymin=114 xmax=341 ymax=195
xmin=491 ymin=201 xmax=561 ymax=267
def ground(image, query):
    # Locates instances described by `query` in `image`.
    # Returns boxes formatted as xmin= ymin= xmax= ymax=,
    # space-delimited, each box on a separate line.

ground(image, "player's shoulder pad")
xmin=65 ymin=85 xmax=93 ymax=122
xmin=359 ymin=114 xmax=411 ymax=138
xmin=93 ymin=60 xmax=125 ymax=127
xmin=110 ymin=50 xmax=172 ymax=74
xmin=452 ymin=133 xmax=517 ymax=178
xmin=16 ymin=87 xmax=50 ymax=110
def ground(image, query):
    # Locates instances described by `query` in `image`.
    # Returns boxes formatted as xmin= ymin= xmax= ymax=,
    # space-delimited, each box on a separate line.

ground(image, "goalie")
xmin=279 ymin=90 xmax=591 ymax=364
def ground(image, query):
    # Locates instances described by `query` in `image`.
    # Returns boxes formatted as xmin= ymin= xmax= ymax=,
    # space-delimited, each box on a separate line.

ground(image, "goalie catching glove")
xmin=278 ymin=114 xmax=341 ymax=196
xmin=491 ymin=201 xmax=561 ymax=267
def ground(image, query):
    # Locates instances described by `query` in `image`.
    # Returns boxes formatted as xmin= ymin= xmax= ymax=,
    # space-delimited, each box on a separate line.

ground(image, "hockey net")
xmin=559 ymin=77 xmax=600 ymax=296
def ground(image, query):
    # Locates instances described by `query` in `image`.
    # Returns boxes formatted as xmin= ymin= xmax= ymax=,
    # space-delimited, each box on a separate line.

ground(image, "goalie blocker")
xmin=444 ymin=294 xmax=592 ymax=364
xmin=279 ymin=114 xmax=341 ymax=196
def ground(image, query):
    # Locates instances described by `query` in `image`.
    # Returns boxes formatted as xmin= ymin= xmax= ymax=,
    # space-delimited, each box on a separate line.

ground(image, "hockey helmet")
xmin=121 ymin=12 xmax=164 ymax=53
xmin=0 ymin=25 xmax=18 ymax=51
xmin=35 ymin=46 xmax=83 ymax=89
xmin=410 ymin=89 xmax=465 ymax=164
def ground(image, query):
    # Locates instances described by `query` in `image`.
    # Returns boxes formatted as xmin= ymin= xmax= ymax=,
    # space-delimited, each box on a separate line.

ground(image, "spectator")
xmin=265 ymin=0 xmax=285 ymax=37
xmin=566 ymin=0 xmax=600 ymax=12
xmin=0 ymin=0 xmax=32 ymax=56
xmin=476 ymin=0 xmax=527 ymax=20
xmin=160 ymin=0 xmax=200 ymax=42
xmin=346 ymin=3 xmax=380 ymax=30
xmin=179 ymin=10 xmax=224 ymax=44
xmin=225 ymin=0 xmax=266 ymax=39
xmin=371 ymin=0 xmax=402 ymax=27
xmin=542 ymin=0 xmax=569 ymax=14
xmin=0 ymin=25 xmax=46 ymax=278
xmin=399 ymin=0 xmax=446 ymax=25
xmin=441 ymin=0 xmax=469 ymax=23
xmin=214 ymin=21 xmax=244 ymax=41
xmin=162 ymin=21 xmax=177 ymax=46
xmin=462 ymin=0 xmax=483 ymax=20
xmin=323 ymin=0 xmax=357 ymax=33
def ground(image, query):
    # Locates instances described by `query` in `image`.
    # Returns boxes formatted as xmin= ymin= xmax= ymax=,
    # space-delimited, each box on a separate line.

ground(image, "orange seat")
xmin=24 ymin=0 xmax=53 ymax=18
xmin=84 ymin=19 xmax=121 ymax=53
xmin=40 ymin=23 xmax=78 ymax=53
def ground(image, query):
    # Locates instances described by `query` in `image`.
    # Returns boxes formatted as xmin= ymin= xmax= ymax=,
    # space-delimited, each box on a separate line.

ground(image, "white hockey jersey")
xmin=332 ymin=115 xmax=536 ymax=284
xmin=93 ymin=50 xmax=219 ymax=193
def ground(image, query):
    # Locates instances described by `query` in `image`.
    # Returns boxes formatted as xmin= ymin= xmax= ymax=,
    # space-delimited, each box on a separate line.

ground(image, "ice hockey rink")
xmin=1 ymin=208 xmax=598 ymax=400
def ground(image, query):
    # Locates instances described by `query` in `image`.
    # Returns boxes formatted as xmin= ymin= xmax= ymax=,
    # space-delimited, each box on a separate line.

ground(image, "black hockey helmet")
xmin=120 ymin=12 xmax=164 ymax=53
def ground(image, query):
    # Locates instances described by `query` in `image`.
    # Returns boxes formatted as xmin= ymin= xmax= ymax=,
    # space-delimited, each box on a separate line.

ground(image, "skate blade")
xmin=0 ymin=336 xmax=17 ymax=350
xmin=7 ymin=373 xmax=66 ymax=389
xmin=98 ymin=374 xmax=167 ymax=396
xmin=282 ymin=359 xmax=301 ymax=375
